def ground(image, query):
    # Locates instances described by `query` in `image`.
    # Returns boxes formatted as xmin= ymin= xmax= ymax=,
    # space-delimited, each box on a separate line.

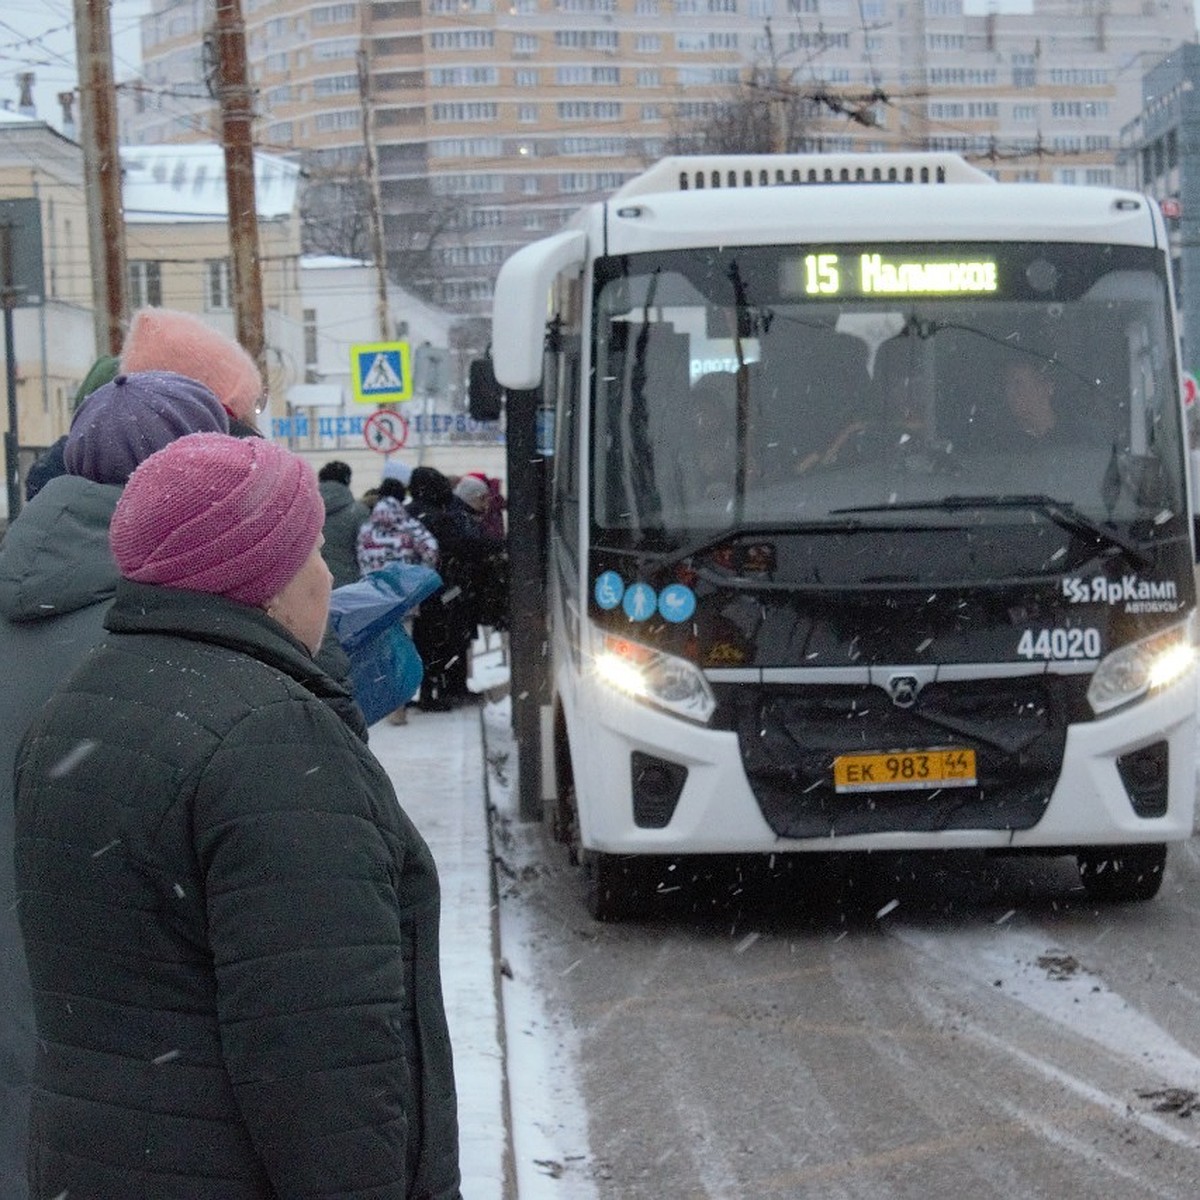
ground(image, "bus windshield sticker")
xmin=657 ymin=584 xmax=697 ymax=624
xmin=595 ymin=570 xmax=625 ymax=610
xmin=622 ymin=582 xmax=657 ymax=621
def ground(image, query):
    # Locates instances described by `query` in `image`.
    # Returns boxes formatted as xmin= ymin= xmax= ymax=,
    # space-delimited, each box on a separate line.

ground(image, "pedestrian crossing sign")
xmin=350 ymin=341 xmax=413 ymax=404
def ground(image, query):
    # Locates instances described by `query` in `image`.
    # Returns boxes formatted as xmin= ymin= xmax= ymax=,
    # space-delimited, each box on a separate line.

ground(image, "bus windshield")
xmin=590 ymin=242 xmax=1186 ymax=574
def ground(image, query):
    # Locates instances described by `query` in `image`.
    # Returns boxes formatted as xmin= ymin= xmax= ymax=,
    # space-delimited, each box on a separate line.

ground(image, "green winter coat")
xmin=320 ymin=478 xmax=371 ymax=588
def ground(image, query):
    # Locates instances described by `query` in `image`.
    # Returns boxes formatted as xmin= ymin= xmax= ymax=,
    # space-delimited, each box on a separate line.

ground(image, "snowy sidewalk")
xmin=370 ymin=702 xmax=510 ymax=1200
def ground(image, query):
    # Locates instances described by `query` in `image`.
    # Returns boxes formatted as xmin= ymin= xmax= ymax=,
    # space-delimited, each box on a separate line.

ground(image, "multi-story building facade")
xmin=120 ymin=0 xmax=1197 ymax=317
xmin=1118 ymin=41 xmax=1200 ymax=369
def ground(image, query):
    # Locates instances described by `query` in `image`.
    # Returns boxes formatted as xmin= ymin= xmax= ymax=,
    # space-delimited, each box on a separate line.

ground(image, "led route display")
xmin=784 ymin=252 xmax=1000 ymax=297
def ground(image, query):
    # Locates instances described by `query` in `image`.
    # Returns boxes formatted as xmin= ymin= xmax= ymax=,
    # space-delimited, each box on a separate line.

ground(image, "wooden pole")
xmin=357 ymin=46 xmax=390 ymax=342
xmin=72 ymin=0 xmax=127 ymax=356
xmin=215 ymin=0 xmax=266 ymax=381
xmin=2 ymin=225 xmax=20 ymax=520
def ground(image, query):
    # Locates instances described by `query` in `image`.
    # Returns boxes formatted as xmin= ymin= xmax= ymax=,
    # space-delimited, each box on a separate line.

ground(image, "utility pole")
xmin=73 ymin=0 xmax=128 ymax=356
xmin=215 ymin=0 xmax=266 ymax=379
xmin=763 ymin=23 xmax=788 ymax=154
xmin=2 ymin=224 xmax=20 ymax=520
xmin=357 ymin=42 xmax=390 ymax=341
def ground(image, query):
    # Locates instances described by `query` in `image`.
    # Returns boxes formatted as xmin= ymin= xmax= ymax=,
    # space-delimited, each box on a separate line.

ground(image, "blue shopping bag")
xmin=346 ymin=622 xmax=425 ymax=726
xmin=329 ymin=563 xmax=443 ymax=725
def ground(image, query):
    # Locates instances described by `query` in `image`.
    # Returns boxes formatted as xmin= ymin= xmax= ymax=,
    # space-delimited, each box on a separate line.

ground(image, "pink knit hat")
xmin=110 ymin=432 xmax=323 ymax=607
xmin=120 ymin=307 xmax=263 ymax=422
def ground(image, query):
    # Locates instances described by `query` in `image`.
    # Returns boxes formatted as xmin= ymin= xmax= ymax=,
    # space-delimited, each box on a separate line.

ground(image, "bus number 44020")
xmin=1016 ymin=627 xmax=1102 ymax=660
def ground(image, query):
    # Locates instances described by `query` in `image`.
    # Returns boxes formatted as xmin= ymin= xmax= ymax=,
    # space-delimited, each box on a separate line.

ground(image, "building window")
xmin=430 ymin=29 xmax=496 ymax=48
xmin=206 ymin=259 xmax=232 ymax=310
xmin=312 ymin=3 xmax=357 ymax=23
xmin=431 ymin=101 xmax=499 ymax=121
xmin=314 ymin=110 xmax=360 ymax=132
xmin=557 ymin=101 xmax=622 ymax=121
xmin=128 ymin=260 xmax=163 ymax=309
xmin=553 ymin=30 xmax=618 ymax=50
xmin=313 ymin=73 xmax=358 ymax=96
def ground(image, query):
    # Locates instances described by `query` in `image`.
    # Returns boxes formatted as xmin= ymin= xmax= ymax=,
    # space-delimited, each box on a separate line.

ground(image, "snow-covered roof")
xmin=301 ymin=254 xmax=372 ymax=270
xmin=121 ymin=143 xmax=300 ymax=222
xmin=0 ymin=109 xmax=39 ymax=126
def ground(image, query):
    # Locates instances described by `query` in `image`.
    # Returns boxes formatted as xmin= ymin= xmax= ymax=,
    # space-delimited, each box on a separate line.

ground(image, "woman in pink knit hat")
xmin=12 ymin=433 xmax=462 ymax=1200
xmin=121 ymin=306 xmax=266 ymax=433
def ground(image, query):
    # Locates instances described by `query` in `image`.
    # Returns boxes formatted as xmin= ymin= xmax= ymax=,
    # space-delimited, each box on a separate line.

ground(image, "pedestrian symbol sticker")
xmin=350 ymin=341 xmax=413 ymax=404
xmin=595 ymin=571 xmax=624 ymax=610
xmin=623 ymin=582 xmax=657 ymax=621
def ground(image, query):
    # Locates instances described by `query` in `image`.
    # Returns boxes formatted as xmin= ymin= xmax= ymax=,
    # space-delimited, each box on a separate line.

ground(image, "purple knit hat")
xmin=110 ymin=432 xmax=324 ymax=607
xmin=64 ymin=371 xmax=229 ymax=485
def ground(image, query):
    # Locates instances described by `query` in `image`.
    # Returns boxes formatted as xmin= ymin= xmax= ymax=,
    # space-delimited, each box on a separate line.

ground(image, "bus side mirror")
xmin=469 ymin=356 xmax=503 ymax=421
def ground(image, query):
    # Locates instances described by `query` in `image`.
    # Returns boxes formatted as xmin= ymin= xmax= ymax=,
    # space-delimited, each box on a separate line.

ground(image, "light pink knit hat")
xmin=110 ymin=432 xmax=323 ymax=607
xmin=120 ymin=307 xmax=263 ymax=422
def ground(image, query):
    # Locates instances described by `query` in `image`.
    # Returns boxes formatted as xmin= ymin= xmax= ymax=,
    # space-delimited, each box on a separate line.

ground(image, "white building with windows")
xmin=121 ymin=142 xmax=307 ymax=426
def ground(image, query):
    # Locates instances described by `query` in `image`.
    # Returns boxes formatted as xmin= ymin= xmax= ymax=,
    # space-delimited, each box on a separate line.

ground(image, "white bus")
xmin=486 ymin=153 xmax=1198 ymax=919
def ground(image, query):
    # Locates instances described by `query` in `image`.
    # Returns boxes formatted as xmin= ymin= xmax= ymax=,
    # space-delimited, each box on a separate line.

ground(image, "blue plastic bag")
xmin=329 ymin=562 xmax=443 ymax=653
xmin=329 ymin=563 xmax=443 ymax=725
xmin=345 ymin=622 xmax=425 ymax=726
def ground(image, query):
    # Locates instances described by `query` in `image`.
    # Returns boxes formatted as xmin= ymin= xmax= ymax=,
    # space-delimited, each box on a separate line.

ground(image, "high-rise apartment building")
xmin=120 ymin=0 xmax=1197 ymax=317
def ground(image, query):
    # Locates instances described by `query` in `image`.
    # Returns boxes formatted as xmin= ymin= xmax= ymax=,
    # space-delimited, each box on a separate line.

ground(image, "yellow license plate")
xmin=832 ymin=749 xmax=977 ymax=793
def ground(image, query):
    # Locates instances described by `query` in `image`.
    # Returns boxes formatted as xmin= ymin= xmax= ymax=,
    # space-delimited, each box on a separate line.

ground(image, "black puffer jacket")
xmin=13 ymin=580 xmax=461 ymax=1200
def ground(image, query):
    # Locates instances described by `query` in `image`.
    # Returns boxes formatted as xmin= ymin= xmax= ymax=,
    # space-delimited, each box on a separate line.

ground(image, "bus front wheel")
xmin=1076 ymin=844 xmax=1167 ymax=903
xmin=581 ymin=849 xmax=650 ymax=922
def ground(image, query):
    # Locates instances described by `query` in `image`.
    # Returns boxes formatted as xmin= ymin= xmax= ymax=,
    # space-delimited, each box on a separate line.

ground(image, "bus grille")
xmin=719 ymin=676 xmax=1081 ymax=839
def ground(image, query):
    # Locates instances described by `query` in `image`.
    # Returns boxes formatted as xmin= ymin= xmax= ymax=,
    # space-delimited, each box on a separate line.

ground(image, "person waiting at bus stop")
xmin=12 ymin=432 xmax=462 ymax=1200
xmin=407 ymin=465 xmax=503 ymax=709
xmin=317 ymin=459 xmax=370 ymax=587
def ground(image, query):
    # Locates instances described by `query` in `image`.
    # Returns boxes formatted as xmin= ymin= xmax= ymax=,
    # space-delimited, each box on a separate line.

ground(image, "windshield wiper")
xmin=830 ymin=494 xmax=1151 ymax=566
xmin=603 ymin=521 xmax=869 ymax=572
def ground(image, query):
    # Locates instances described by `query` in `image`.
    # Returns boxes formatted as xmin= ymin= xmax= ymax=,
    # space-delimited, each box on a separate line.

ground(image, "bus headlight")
xmin=1087 ymin=619 xmax=1196 ymax=715
xmin=593 ymin=634 xmax=716 ymax=724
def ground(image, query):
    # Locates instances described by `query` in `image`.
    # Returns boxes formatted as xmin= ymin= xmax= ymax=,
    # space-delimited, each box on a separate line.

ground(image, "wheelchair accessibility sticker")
xmin=595 ymin=571 xmax=624 ymax=610
xmin=593 ymin=572 xmax=696 ymax=624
